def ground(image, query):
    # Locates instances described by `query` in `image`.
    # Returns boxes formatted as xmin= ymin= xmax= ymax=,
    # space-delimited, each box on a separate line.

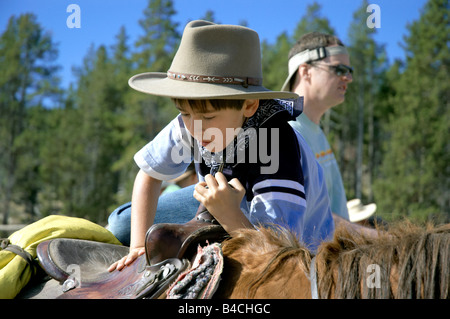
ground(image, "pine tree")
xmin=262 ymin=2 xmax=336 ymax=92
xmin=291 ymin=2 xmax=336 ymax=40
xmin=341 ymin=0 xmax=389 ymax=201
xmin=65 ymin=44 xmax=128 ymax=222
xmin=131 ymin=0 xmax=180 ymax=135
xmin=133 ymin=0 xmax=179 ymax=72
xmin=123 ymin=0 xmax=180 ymax=170
xmin=14 ymin=105 xmax=48 ymax=221
xmin=109 ymin=26 xmax=144 ymax=206
xmin=374 ymin=0 xmax=450 ymax=222
xmin=261 ymin=32 xmax=292 ymax=91
xmin=36 ymin=1 xmax=183 ymax=221
xmin=0 ymin=14 xmax=60 ymax=224
xmin=38 ymin=95 xmax=82 ymax=217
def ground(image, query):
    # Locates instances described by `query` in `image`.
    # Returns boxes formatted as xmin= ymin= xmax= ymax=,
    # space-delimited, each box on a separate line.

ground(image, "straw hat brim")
xmin=129 ymin=72 xmax=299 ymax=100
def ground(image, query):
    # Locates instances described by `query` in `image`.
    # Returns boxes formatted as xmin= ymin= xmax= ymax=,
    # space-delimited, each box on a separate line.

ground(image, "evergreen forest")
xmin=0 ymin=0 xmax=448 ymax=228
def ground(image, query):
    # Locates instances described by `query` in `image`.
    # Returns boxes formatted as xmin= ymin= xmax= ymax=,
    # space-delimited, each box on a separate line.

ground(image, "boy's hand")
xmin=194 ymin=172 xmax=250 ymax=232
xmin=108 ymin=246 xmax=145 ymax=272
xmin=194 ymin=172 xmax=245 ymax=211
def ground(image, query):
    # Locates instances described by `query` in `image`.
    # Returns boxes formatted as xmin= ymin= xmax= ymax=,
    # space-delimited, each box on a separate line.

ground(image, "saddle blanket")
xmin=167 ymin=242 xmax=223 ymax=299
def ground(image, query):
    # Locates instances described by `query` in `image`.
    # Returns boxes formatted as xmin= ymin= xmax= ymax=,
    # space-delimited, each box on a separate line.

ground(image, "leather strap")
xmin=0 ymin=238 xmax=36 ymax=269
xmin=167 ymin=71 xmax=263 ymax=88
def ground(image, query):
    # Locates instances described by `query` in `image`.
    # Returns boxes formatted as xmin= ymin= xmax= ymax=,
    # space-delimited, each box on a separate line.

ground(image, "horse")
xmin=214 ymin=220 xmax=450 ymax=299
xmin=16 ymin=218 xmax=449 ymax=299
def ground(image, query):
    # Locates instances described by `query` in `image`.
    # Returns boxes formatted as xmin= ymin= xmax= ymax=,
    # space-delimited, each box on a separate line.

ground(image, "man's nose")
xmin=343 ymin=72 xmax=353 ymax=83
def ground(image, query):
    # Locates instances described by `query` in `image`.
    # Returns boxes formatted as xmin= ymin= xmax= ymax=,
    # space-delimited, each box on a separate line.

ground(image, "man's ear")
xmin=290 ymin=64 xmax=310 ymax=90
xmin=243 ymin=99 xmax=259 ymax=118
xmin=299 ymin=64 xmax=311 ymax=80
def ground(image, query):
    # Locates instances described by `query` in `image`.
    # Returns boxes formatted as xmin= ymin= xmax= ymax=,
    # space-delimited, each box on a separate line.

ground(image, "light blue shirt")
xmin=290 ymin=113 xmax=349 ymax=220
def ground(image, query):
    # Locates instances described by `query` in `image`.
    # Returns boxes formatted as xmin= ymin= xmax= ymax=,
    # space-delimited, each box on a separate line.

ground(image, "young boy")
xmin=109 ymin=20 xmax=334 ymax=271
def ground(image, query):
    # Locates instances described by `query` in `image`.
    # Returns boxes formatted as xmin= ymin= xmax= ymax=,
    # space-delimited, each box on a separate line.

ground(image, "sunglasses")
xmin=312 ymin=63 xmax=354 ymax=77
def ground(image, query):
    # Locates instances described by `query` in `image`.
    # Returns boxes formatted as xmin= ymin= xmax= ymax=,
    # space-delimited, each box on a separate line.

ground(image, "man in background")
xmin=282 ymin=32 xmax=353 ymax=220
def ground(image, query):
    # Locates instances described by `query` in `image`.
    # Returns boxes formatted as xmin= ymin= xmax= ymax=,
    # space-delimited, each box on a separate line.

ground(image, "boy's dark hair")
xmin=288 ymin=31 xmax=345 ymax=61
xmin=173 ymin=99 xmax=246 ymax=113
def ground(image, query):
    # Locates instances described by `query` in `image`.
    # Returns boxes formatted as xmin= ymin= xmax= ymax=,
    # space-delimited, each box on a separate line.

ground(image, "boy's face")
xmin=176 ymin=99 xmax=258 ymax=152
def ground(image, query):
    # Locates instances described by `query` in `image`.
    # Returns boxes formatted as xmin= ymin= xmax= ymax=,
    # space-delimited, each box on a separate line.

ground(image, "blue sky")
xmin=1 ymin=0 xmax=427 ymax=89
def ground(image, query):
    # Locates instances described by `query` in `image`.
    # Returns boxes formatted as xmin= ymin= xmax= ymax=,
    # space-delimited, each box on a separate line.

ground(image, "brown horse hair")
xmin=317 ymin=220 xmax=449 ymax=299
xmin=220 ymin=220 xmax=450 ymax=299
xmin=220 ymin=225 xmax=312 ymax=298
xmin=245 ymin=245 xmax=305 ymax=298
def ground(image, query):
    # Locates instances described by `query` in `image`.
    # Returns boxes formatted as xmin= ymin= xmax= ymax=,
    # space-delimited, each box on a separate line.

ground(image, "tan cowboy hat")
xmin=129 ymin=20 xmax=298 ymax=100
xmin=347 ymin=199 xmax=377 ymax=222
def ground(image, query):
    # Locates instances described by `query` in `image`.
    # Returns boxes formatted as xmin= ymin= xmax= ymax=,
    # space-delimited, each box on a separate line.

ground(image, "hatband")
xmin=167 ymin=71 xmax=263 ymax=88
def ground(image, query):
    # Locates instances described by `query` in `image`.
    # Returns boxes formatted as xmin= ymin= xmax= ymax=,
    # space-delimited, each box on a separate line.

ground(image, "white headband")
xmin=288 ymin=46 xmax=348 ymax=75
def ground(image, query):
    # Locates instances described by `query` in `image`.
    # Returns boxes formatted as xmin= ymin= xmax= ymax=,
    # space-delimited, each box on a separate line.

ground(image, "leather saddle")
xmin=36 ymin=205 xmax=227 ymax=299
xmin=145 ymin=207 xmax=227 ymax=265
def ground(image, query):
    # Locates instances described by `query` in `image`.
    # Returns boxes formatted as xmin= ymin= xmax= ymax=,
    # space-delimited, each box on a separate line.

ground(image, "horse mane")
xmin=221 ymin=225 xmax=312 ymax=298
xmin=317 ymin=220 xmax=450 ymax=299
xmin=220 ymin=221 xmax=450 ymax=299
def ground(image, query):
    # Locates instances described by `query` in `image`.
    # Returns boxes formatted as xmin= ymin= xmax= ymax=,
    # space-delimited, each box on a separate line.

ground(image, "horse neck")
xmin=315 ymin=230 xmax=397 ymax=299
xmin=240 ymin=250 xmax=313 ymax=299
xmin=218 ymin=238 xmax=313 ymax=299
xmin=315 ymin=222 xmax=450 ymax=299
xmin=247 ymin=247 xmax=312 ymax=299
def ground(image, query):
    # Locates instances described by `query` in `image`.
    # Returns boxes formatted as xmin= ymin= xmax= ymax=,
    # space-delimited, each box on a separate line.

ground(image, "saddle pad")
xmin=166 ymin=242 xmax=223 ymax=299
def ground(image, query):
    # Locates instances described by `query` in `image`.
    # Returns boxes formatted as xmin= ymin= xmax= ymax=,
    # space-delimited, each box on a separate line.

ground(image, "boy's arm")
xmin=130 ymin=169 xmax=162 ymax=248
xmin=108 ymin=169 xmax=162 ymax=271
